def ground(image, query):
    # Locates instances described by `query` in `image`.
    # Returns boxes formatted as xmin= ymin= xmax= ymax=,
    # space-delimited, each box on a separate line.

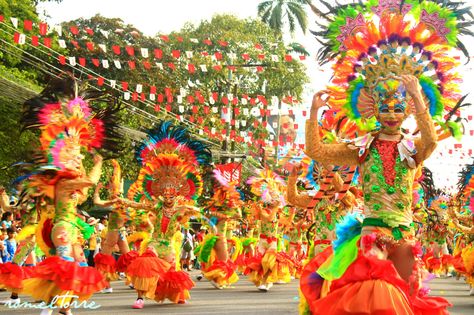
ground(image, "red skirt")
xmin=21 ymin=256 xmax=107 ymax=302
xmin=0 ymin=263 xmax=35 ymax=290
xmin=154 ymin=269 xmax=194 ymax=303
xmin=117 ymin=250 xmax=139 ymax=272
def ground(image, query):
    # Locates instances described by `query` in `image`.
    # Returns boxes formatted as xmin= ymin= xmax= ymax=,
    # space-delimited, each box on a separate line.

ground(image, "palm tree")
xmin=258 ymin=0 xmax=308 ymax=34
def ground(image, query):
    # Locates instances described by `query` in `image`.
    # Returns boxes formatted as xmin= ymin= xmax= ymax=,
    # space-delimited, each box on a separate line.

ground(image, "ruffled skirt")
xmin=21 ymin=256 xmax=107 ymax=304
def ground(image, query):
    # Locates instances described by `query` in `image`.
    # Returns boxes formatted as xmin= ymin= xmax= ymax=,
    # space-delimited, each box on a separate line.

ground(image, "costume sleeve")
xmin=286 ymin=174 xmax=312 ymax=208
xmin=414 ymin=110 xmax=437 ymax=164
xmin=305 ymin=120 xmax=359 ymax=166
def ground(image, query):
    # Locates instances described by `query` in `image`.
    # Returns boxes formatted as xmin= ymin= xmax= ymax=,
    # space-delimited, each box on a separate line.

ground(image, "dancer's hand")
xmin=290 ymin=163 xmax=302 ymax=177
xmin=400 ymin=75 xmax=423 ymax=101
xmin=310 ymin=91 xmax=329 ymax=120
xmin=93 ymin=154 xmax=103 ymax=164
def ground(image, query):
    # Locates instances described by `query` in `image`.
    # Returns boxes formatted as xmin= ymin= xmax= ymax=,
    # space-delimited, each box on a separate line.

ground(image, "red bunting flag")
xmin=143 ymin=61 xmax=151 ymax=69
xmin=31 ymin=35 xmax=38 ymax=46
xmin=160 ymin=35 xmax=169 ymax=41
xmin=126 ymin=46 xmax=135 ymax=56
xmin=112 ymin=45 xmax=121 ymax=55
xmin=86 ymin=42 xmax=94 ymax=51
xmin=285 ymin=55 xmax=293 ymax=62
xmin=43 ymin=37 xmax=51 ymax=47
xmin=97 ymin=77 xmax=104 ymax=86
xmin=172 ymin=50 xmax=180 ymax=58
xmin=39 ymin=22 xmax=48 ymax=35
xmin=188 ymin=64 xmax=196 ymax=73
xmin=128 ymin=61 xmax=136 ymax=69
xmin=121 ymin=81 xmax=129 ymax=91
xmin=70 ymin=26 xmax=79 ymax=35
xmin=79 ymin=57 xmax=86 ymax=66
xmin=23 ymin=20 xmax=32 ymax=31
xmin=154 ymin=49 xmax=163 ymax=59
xmin=58 ymin=55 xmax=66 ymax=65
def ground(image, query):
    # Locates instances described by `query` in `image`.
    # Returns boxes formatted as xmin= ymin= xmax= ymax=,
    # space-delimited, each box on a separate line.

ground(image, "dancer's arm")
xmin=88 ymin=154 xmax=103 ymax=185
xmin=452 ymin=218 xmax=474 ymax=234
xmin=286 ymin=165 xmax=312 ymax=208
xmin=119 ymin=198 xmax=154 ymax=211
xmin=93 ymin=182 xmax=118 ymax=207
xmin=0 ymin=187 xmax=11 ymax=212
xmin=305 ymin=92 xmax=359 ymax=166
xmin=401 ymin=75 xmax=438 ymax=164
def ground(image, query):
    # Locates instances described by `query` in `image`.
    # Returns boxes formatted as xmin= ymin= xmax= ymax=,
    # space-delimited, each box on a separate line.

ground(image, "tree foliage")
xmin=0 ymin=3 xmax=309 ymax=190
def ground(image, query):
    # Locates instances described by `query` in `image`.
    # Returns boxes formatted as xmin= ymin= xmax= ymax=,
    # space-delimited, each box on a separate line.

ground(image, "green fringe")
xmin=198 ymin=235 xmax=218 ymax=263
xmin=242 ymin=237 xmax=258 ymax=247
xmin=74 ymin=217 xmax=94 ymax=240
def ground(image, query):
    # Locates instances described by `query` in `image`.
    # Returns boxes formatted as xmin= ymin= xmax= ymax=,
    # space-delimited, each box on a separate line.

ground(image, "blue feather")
xmin=332 ymin=213 xmax=363 ymax=251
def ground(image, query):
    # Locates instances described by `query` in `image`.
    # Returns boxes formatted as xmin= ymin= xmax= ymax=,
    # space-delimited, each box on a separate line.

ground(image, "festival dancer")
xmin=235 ymin=202 xmax=259 ymax=273
xmin=195 ymin=170 xmax=242 ymax=289
xmin=299 ymin=1 xmax=474 ymax=313
xmin=450 ymin=161 xmax=474 ymax=295
xmin=7 ymin=75 xmax=122 ymax=315
xmin=125 ymin=121 xmax=212 ymax=309
xmin=93 ymin=159 xmax=130 ymax=293
xmin=279 ymin=207 xmax=310 ymax=279
xmin=0 ymin=185 xmax=38 ymax=304
xmin=423 ymin=195 xmax=454 ymax=277
xmin=118 ymin=208 xmax=153 ymax=285
xmin=245 ymin=169 xmax=292 ymax=291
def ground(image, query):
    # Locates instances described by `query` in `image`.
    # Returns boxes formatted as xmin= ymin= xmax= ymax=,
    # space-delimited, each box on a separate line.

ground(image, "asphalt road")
xmin=1 ymin=271 xmax=472 ymax=314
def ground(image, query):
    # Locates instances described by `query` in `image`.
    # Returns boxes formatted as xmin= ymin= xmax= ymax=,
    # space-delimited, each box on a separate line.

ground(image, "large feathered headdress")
xmin=311 ymin=0 xmax=473 ymax=135
xmin=17 ymin=75 xmax=122 ymax=198
xmin=206 ymin=169 xmax=244 ymax=215
xmin=247 ymin=168 xmax=285 ymax=204
xmin=457 ymin=158 xmax=474 ymax=203
xmin=131 ymin=121 xmax=212 ymax=201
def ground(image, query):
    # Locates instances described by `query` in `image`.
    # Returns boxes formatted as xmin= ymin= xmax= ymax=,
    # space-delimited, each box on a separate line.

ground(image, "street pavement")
xmin=1 ymin=271 xmax=472 ymax=314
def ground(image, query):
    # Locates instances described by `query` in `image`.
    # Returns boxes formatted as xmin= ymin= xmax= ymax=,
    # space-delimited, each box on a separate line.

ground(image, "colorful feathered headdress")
xmin=457 ymin=158 xmax=474 ymax=202
xmin=132 ymin=121 xmax=212 ymax=201
xmin=311 ymin=0 xmax=473 ymax=135
xmin=206 ymin=169 xmax=243 ymax=215
xmin=18 ymin=75 xmax=122 ymax=197
xmin=247 ymin=168 xmax=285 ymax=204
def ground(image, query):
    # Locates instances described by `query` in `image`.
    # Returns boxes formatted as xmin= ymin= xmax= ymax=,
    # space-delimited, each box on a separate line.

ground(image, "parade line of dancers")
xmin=1 ymin=1 xmax=474 ymax=314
